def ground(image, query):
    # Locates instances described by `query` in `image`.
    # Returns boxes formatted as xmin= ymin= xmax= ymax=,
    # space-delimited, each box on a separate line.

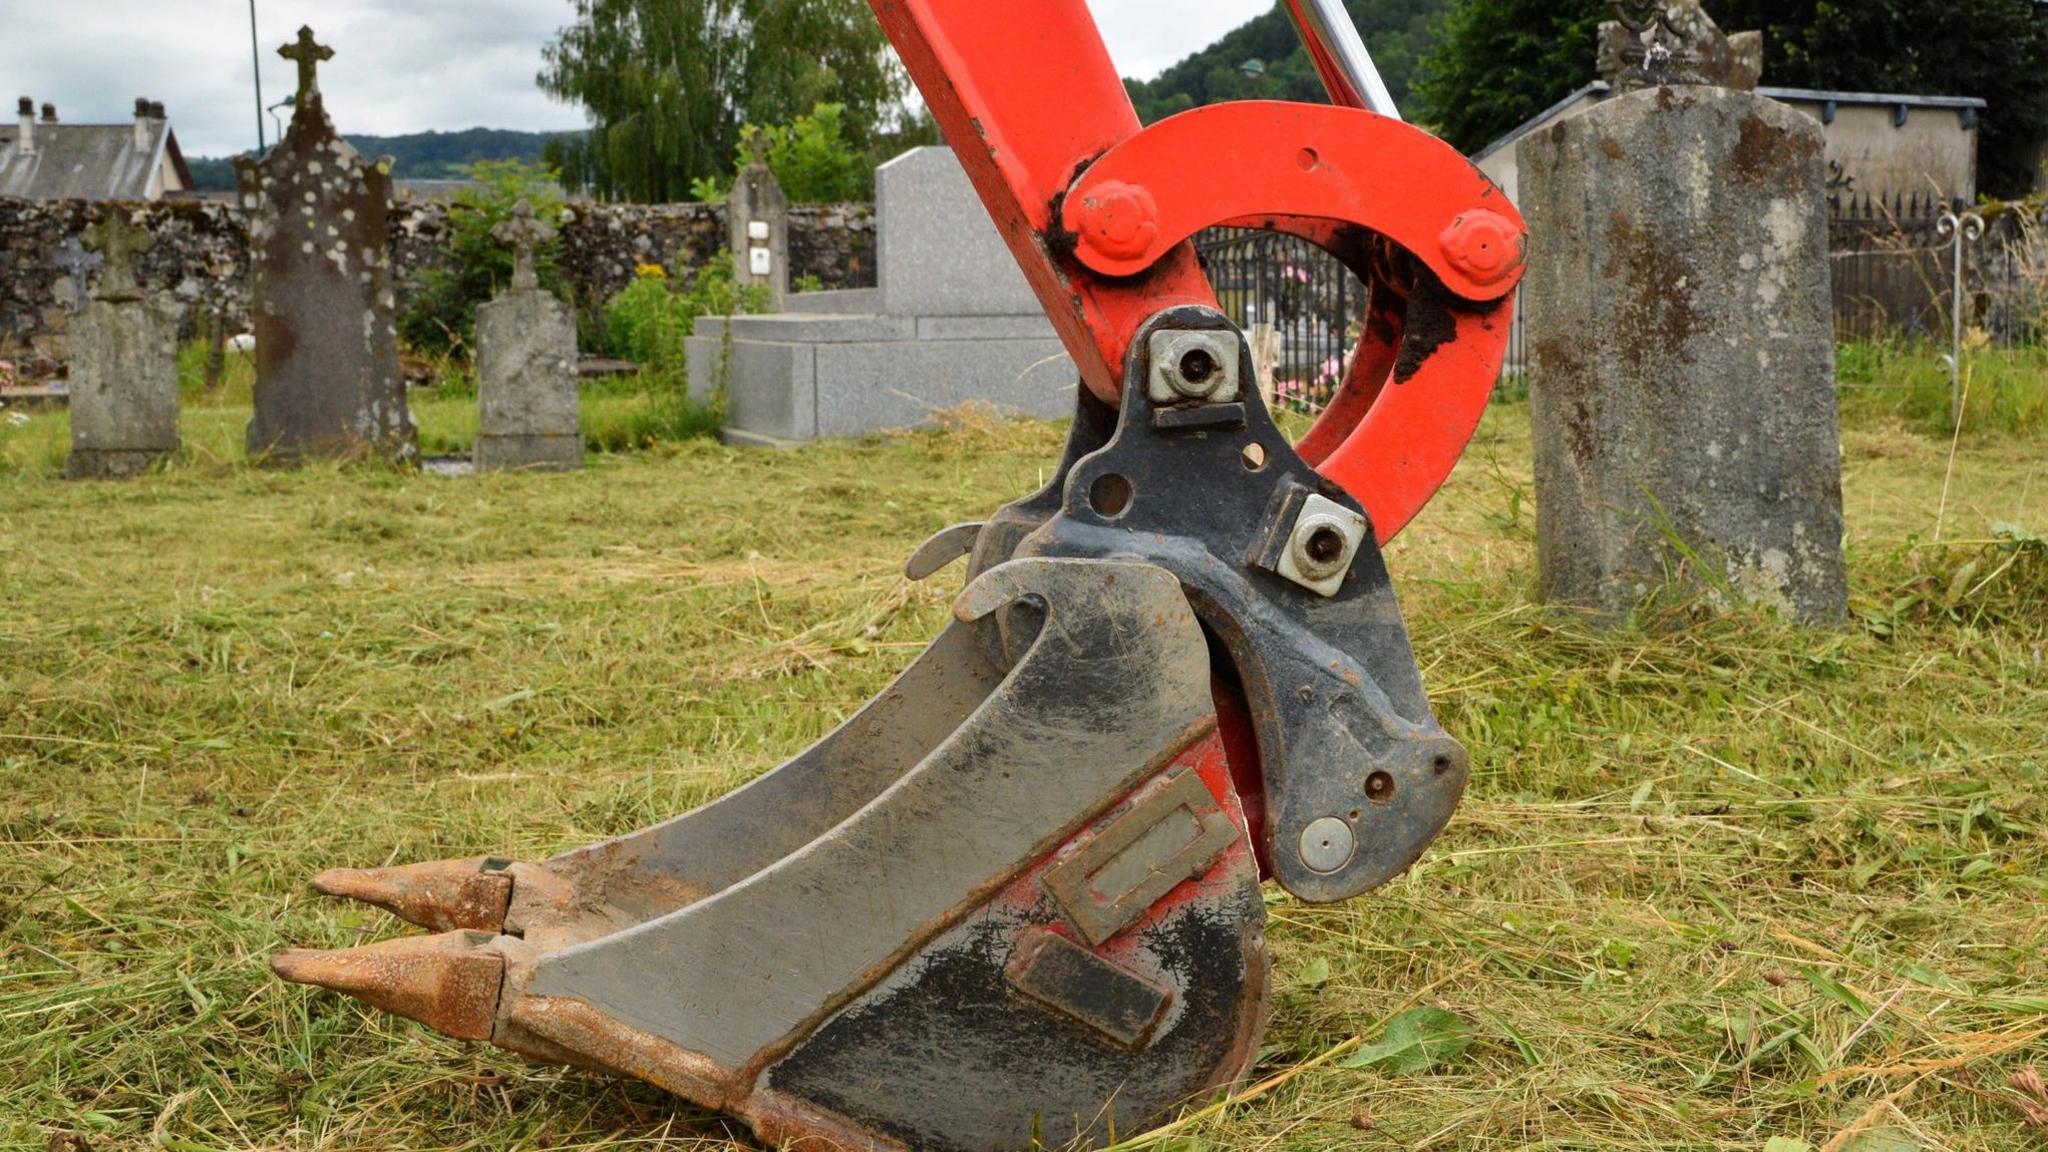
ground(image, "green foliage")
xmin=594 ymin=256 xmax=770 ymax=446
xmin=540 ymin=0 xmax=910 ymax=203
xmin=602 ymin=275 xmax=694 ymax=369
xmin=741 ymin=104 xmax=871 ymax=203
xmin=1837 ymin=340 xmax=2048 ymax=437
xmin=398 ymin=160 xmax=566 ymax=356
xmin=1339 ymin=1006 xmax=1475 ymax=1074
xmin=601 ymin=257 xmax=770 ymax=369
xmin=1409 ymin=0 xmax=1603 ymax=154
xmin=1126 ymin=0 xmax=1445 ymax=124
xmin=1416 ymin=0 xmax=2048 ymax=197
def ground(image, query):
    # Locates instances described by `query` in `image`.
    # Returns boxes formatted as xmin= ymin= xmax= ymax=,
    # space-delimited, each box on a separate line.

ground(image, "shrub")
xmin=400 ymin=160 xmax=567 ymax=357
xmin=695 ymin=103 xmax=871 ymax=204
xmin=592 ymin=255 xmax=772 ymax=449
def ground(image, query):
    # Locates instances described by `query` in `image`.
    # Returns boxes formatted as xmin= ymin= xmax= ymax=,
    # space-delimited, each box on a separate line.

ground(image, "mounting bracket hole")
xmin=1178 ymin=348 xmax=1218 ymax=388
xmin=1365 ymin=771 xmax=1397 ymax=804
xmin=1305 ymin=525 xmax=1348 ymax=566
xmin=1089 ymin=473 xmax=1134 ymax=519
xmin=1241 ymin=443 xmax=1268 ymax=471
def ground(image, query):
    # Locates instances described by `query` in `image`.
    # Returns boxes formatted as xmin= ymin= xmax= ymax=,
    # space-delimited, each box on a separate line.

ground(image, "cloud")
xmin=3 ymin=1 xmax=1263 ymax=158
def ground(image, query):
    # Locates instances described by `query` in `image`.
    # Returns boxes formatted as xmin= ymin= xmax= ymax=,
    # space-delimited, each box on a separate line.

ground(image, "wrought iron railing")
xmin=1193 ymin=227 xmax=1358 ymax=415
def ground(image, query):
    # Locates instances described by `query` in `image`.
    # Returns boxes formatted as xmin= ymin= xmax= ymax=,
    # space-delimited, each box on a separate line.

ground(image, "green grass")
xmin=2 ymin=387 xmax=2046 ymax=1151
xmin=0 ymin=346 xmax=718 ymax=476
xmin=1838 ymin=341 xmax=2048 ymax=439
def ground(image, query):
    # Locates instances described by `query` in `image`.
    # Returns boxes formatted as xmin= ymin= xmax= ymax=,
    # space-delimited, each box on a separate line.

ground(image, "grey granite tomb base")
xmin=686 ymin=313 xmax=1074 ymax=443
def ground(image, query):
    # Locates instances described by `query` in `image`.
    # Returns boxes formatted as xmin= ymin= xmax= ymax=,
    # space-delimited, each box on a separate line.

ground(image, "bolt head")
xmin=1439 ymin=209 xmax=1521 ymax=287
xmin=1079 ymin=182 xmax=1158 ymax=261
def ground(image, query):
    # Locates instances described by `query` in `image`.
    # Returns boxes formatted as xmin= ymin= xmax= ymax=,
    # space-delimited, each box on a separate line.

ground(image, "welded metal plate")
xmin=1006 ymin=929 xmax=1172 ymax=1050
xmin=1043 ymin=770 xmax=1241 ymax=946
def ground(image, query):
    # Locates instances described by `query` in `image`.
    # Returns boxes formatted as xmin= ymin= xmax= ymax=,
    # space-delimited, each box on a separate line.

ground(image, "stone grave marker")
xmin=237 ymin=26 xmax=416 ymax=464
xmin=1523 ymin=1 xmax=1847 ymax=625
xmin=474 ymin=201 xmax=581 ymax=472
xmin=65 ymin=211 xmax=181 ymax=479
xmin=730 ymin=134 xmax=790 ymax=310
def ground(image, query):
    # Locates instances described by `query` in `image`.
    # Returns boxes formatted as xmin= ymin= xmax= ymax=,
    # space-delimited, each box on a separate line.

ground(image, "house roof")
xmin=1472 ymin=82 xmax=1991 ymax=165
xmin=0 ymin=114 xmax=191 ymax=200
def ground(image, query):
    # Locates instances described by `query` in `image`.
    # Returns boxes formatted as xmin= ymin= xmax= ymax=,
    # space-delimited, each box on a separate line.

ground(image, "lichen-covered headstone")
xmin=66 ymin=211 xmax=181 ymax=479
xmin=236 ymin=26 xmax=415 ymax=464
xmin=730 ymin=135 xmax=789 ymax=310
xmin=1523 ymin=7 xmax=1847 ymax=626
xmin=474 ymin=201 xmax=581 ymax=472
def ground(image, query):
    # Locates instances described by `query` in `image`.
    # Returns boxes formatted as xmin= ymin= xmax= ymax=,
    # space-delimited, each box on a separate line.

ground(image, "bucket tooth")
xmin=312 ymin=857 xmax=514 ymax=933
xmin=272 ymin=931 xmax=506 ymax=1042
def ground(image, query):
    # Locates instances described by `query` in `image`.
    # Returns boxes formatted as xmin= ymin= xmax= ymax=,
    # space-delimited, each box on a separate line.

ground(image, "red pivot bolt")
xmin=1438 ymin=209 xmax=1522 ymax=287
xmin=1076 ymin=181 xmax=1159 ymax=263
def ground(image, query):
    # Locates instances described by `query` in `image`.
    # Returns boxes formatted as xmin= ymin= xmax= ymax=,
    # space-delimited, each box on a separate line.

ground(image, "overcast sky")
xmin=2 ymin=1 xmax=1262 ymax=158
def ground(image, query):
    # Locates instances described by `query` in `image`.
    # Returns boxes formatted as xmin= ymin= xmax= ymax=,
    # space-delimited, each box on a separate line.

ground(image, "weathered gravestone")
xmin=730 ymin=135 xmax=789 ymax=310
xmin=237 ymin=27 xmax=416 ymax=464
xmin=1523 ymin=1 xmax=1847 ymax=625
xmin=474 ymin=201 xmax=581 ymax=473
xmin=65 ymin=211 xmax=182 ymax=479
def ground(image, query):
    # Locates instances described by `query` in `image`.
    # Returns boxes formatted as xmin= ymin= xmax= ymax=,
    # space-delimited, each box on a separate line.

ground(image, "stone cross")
xmin=83 ymin=212 xmax=156 ymax=304
xmin=1599 ymin=1 xmax=1762 ymax=92
xmin=747 ymin=132 xmax=771 ymax=167
xmin=281 ymin=26 xmax=334 ymax=103
xmin=50 ymin=237 xmax=104 ymax=312
xmin=492 ymin=200 xmax=556 ymax=293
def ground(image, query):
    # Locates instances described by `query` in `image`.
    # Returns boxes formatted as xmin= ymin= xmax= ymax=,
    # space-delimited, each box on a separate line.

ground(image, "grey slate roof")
xmin=0 ymin=117 xmax=190 ymax=200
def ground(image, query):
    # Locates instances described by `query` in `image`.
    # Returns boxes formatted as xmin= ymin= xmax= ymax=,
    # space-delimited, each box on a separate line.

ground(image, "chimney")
xmin=135 ymin=97 xmax=151 ymax=150
xmin=15 ymin=97 xmax=31 ymax=154
xmin=40 ymin=102 xmax=56 ymax=123
xmin=149 ymin=101 xmax=165 ymax=120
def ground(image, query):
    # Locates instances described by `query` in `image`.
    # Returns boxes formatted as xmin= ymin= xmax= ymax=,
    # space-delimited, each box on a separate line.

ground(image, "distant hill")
xmin=188 ymin=127 xmax=571 ymax=191
xmin=1126 ymin=0 xmax=1449 ymax=124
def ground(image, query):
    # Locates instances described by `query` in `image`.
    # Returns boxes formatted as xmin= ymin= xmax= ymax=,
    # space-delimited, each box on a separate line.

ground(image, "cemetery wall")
xmin=0 ymin=197 xmax=876 ymax=368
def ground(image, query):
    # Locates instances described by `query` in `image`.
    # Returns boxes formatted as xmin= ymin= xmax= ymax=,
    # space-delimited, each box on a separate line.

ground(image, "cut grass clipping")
xmin=2 ymin=388 xmax=2045 ymax=1151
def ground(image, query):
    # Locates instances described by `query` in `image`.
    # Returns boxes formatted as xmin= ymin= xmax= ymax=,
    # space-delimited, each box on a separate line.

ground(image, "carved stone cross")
xmin=50 ymin=236 xmax=104 ymax=312
xmin=280 ymin=26 xmax=335 ymax=103
xmin=492 ymin=200 xmax=556 ymax=293
xmin=83 ymin=212 xmax=156 ymax=304
xmin=746 ymin=131 xmax=772 ymax=169
xmin=1599 ymin=1 xmax=1762 ymax=93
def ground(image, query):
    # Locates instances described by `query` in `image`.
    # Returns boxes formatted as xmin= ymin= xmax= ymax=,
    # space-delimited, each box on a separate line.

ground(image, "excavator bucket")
xmin=274 ymin=2 xmax=1526 ymax=1149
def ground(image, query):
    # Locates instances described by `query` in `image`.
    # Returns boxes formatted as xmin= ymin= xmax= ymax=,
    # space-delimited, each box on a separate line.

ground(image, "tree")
xmin=1415 ymin=0 xmax=2048 ymax=199
xmin=538 ymin=0 xmax=908 ymax=203
xmin=1125 ymin=0 xmax=1449 ymax=124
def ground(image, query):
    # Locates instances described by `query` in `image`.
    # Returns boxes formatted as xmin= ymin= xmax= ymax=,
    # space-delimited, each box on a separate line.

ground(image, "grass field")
xmin=2 ymin=376 xmax=2045 ymax=1151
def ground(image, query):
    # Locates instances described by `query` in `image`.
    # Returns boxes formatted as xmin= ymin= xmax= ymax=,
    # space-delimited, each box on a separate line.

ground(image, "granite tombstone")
xmin=687 ymin=146 xmax=1070 ymax=445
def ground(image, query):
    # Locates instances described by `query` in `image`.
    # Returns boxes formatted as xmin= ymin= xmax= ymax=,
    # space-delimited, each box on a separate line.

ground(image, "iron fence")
xmin=1830 ymin=192 xmax=2047 ymax=351
xmin=1193 ymin=227 xmax=1359 ymax=415
xmin=1196 ymin=195 xmax=2042 ymax=419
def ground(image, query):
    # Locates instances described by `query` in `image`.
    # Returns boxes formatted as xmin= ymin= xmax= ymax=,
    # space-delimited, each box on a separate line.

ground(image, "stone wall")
xmin=0 ymin=196 xmax=876 ymax=370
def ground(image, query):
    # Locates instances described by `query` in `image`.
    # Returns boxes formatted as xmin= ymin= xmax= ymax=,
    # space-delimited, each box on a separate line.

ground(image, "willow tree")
xmin=539 ymin=0 xmax=906 ymax=203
